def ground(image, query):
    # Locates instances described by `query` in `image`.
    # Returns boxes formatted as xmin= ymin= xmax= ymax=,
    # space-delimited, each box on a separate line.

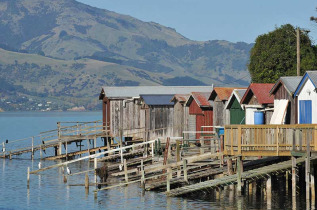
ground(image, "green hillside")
xmin=0 ymin=0 xmax=252 ymax=111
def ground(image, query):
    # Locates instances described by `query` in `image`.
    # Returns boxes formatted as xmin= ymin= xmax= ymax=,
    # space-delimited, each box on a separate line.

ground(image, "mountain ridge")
xmin=0 ymin=0 xmax=252 ymax=111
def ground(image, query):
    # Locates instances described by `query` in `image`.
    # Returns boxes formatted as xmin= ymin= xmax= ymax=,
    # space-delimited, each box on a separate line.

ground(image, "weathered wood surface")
xmin=167 ymin=157 xmax=312 ymax=197
xmin=224 ymin=124 xmax=317 ymax=156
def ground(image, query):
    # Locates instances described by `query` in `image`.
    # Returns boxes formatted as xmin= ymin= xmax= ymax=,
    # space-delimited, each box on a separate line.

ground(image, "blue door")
xmin=299 ymin=100 xmax=312 ymax=124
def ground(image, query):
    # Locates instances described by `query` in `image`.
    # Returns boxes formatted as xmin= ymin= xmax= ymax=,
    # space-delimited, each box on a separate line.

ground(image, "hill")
xmin=0 ymin=0 xmax=253 ymax=111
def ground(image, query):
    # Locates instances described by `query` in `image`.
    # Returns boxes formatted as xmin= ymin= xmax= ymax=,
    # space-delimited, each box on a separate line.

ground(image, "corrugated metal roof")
xmin=192 ymin=92 xmax=212 ymax=107
xmin=100 ymin=86 xmax=213 ymax=99
xmin=241 ymin=83 xmax=274 ymax=105
xmin=307 ymin=71 xmax=317 ymax=87
xmin=294 ymin=71 xmax=317 ymax=96
xmin=209 ymin=87 xmax=245 ymax=101
xmin=140 ymin=94 xmax=174 ymax=106
xmin=270 ymin=76 xmax=302 ymax=95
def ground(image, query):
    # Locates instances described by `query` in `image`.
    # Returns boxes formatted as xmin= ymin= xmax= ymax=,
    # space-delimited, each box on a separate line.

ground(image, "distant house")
xmin=140 ymin=94 xmax=174 ymax=140
xmin=240 ymin=83 xmax=274 ymax=125
xmin=294 ymin=71 xmax=317 ymax=124
xmin=209 ymin=87 xmax=243 ymax=126
xmin=270 ymin=76 xmax=302 ymax=124
xmin=224 ymin=89 xmax=247 ymax=125
xmin=186 ymin=92 xmax=213 ymax=139
xmin=99 ymin=86 xmax=213 ymax=139
xmin=171 ymin=94 xmax=190 ymax=137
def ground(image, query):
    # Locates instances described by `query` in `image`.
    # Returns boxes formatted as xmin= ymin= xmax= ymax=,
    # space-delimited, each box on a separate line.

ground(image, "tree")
xmin=248 ymin=24 xmax=317 ymax=83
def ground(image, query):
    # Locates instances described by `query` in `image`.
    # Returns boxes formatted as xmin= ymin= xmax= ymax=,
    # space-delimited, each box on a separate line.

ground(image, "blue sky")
xmin=77 ymin=0 xmax=317 ymax=44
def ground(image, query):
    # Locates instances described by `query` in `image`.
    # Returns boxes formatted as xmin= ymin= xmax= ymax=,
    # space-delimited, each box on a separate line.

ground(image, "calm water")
xmin=0 ymin=112 xmax=310 ymax=209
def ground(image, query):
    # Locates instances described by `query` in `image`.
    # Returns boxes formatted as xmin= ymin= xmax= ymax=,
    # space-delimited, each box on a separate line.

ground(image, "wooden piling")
xmin=124 ymin=159 xmax=128 ymax=183
xmin=227 ymin=158 xmax=233 ymax=175
xmin=87 ymin=138 xmax=90 ymax=155
xmin=167 ymin=166 xmax=171 ymax=193
xmin=292 ymin=156 xmax=296 ymax=198
xmin=237 ymin=156 xmax=242 ymax=196
xmin=266 ymin=175 xmax=272 ymax=209
xmin=94 ymin=157 xmax=97 ymax=184
xmin=183 ymin=159 xmax=188 ymax=183
xmin=200 ymin=138 xmax=204 ymax=155
xmin=140 ymin=159 xmax=145 ymax=189
xmin=27 ymin=167 xmax=30 ymax=188
xmin=306 ymin=135 xmax=311 ymax=202
xmin=311 ymin=164 xmax=315 ymax=205
xmin=151 ymin=142 xmax=154 ymax=158
xmin=31 ymin=137 xmax=34 ymax=160
xmin=176 ymin=140 xmax=181 ymax=178
xmin=85 ymin=172 xmax=89 ymax=189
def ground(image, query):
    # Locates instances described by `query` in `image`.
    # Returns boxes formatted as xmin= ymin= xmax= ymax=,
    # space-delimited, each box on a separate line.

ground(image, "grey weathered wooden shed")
xmin=270 ymin=76 xmax=302 ymax=124
xmin=140 ymin=94 xmax=175 ymax=140
xmin=99 ymin=86 xmax=213 ymax=140
xmin=171 ymin=94 xmax=190 ymax=137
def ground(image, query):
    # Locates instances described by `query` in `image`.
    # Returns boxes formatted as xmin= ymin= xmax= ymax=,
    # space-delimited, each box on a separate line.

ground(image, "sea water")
xmin=0 ymin=112 xmax=309 ymax=209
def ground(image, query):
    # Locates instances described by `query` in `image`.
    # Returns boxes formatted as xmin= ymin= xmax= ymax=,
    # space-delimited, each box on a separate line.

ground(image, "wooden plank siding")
xmin=188 ymin=99 xmax=213 ymax=139
xmin=147 ymin=106 xmax=174 ymax=140
xmin=213 ymin=96 xmax=224 ymax=126
xmin=273 ymin=84 xmax=297 ymax=124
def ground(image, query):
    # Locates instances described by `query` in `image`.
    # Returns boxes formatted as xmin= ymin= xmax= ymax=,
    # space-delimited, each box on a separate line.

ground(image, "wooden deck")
xmin=167 ymin=156 xmax=314 ymax=197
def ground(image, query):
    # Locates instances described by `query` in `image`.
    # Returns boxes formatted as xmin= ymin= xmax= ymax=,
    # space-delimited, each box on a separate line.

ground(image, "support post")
xmin=200 ymin=138 xmax=204 ymax=155
xmin=311 ymin=164 xmax=315 ymax=206
xmin=237 ymin=156 xmax=242 ymax=196
xmin=31 ymin=137 xmax=34 ymax=160
xmin=140 ymin=159 xmax=145 ymax=189
xmin=94 ymin=157 xmax=97 ymax=184
xmin=120 ymin=148 xmax=123 ymax=164
xmin=176 ymin=140 xmax=181 ymax=178
xmin=292 ymin=156 xmax=297 ymax=199
xmin=57 ymin=122 xmax=62 ymax=156
xmin=306 ymin=133 xmax=311 ymax=203
xmin=266 ymin=175 xmax=272 ymax=209
xmin=151 ymin=142 xmax=154 ymax=158
xmin=85 ymin=172 xmax=89 ymax=189
xmin=124 ymin=159 xmax=128 ymax=183
xmin=27 ymin=167 xmax=30 ymax=188
xmin=65 ymin=142 xmax=68 ymax=161
xmin=183 ymin=159 xmax=188 ymax=183
xmin=227 ymin=158 xmax=234 ymax=175
xmin=87 ymin=138 xmax=90 ymax=155
xmin=167 ymin=166 xmax=171 ymax=193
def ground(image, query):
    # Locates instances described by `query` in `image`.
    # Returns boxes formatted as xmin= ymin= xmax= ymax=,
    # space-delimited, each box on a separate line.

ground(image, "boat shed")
xmin=171 ymin=94 xmax=190 ymax=138
xmin=99 ymin=86 xmax=213 ymax=139
xmin=294 ymin=71 xmax=317 ymax=124
xmin=269 ymin=76 xmax=302 ymax=124
xmin=186 ymin=92 xmax=213 ymax=139
xmin=240 ymin=83 xmax=274 ymax=125
xmin=209 ymin=87 xmax=242 ymax=126
xmin=224 ymin=89 xmax=247 ymax=125
xmin=140 ymin=94 xmax=174 ymax=140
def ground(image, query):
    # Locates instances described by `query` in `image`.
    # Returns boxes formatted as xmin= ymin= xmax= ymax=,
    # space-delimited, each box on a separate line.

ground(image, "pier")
xmin=2 ymin=122 xmax=317 ymax=208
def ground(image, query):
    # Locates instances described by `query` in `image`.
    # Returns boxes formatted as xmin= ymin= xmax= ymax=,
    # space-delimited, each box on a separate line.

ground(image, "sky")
xmin=77 ymin=0 xmax=317 ymax=44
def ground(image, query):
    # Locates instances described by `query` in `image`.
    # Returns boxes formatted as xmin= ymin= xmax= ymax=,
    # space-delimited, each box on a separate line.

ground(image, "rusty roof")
xmin=187 ymin=92 xmax=212 ymax=107
xmin=240 ymin=83 xmax=274 ymax=105
xmin=209 ymin=87 xmax=245 ymax=101
xmin=170 ymin=94 xmax=190 ymax=103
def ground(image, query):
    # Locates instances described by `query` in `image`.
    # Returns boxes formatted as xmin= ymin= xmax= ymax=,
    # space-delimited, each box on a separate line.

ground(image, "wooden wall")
xmin=110 ymin=99 xmax=144 ymax=139
xmin=273 ymin=84 xmax=297 ymax=124
xmin=173 ymin=102 xmax=184 ymax=137
xmin=148 ymin=106 xmax=174 ymax=140
xmin=213 ymin=96 xmax=225 ymax=126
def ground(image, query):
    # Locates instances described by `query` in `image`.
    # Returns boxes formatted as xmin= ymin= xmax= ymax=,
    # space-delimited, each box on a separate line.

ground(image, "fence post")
xmin=31 ymin=137 xmax=34 ymax=160
xmin=140 ymin=159 xmax=145 ymax=189
xmin=176 ymin=140 xmax=181 ymax=178
xmin=57 ymin=122 xmax=62 ymax=156
xmin=183 ymin=159 xmax=188 ymax=183
xmin=27 ymin=167 xmax=30 ymax=188
xmin=124 ymin=159 xmax=128 ymax=183
xmin=238 ymin=126 xmax=242 ymax=154
xmin=94 ymin=157 xmax=97 ymax=184
xmin=167 ymin=166 xmax=171 ymax=193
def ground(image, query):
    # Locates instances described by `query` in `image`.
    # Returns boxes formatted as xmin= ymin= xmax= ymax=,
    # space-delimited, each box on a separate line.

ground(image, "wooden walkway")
xmin=167 ymin=156 xmax=312 ymax=197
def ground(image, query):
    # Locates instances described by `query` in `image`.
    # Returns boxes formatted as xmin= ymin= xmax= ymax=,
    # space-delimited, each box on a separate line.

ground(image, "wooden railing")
xmin=224 ymin=124 xmax=317 ymax=157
